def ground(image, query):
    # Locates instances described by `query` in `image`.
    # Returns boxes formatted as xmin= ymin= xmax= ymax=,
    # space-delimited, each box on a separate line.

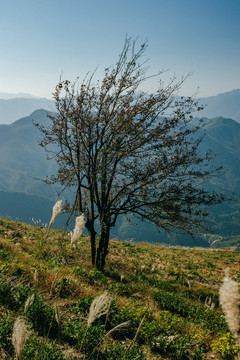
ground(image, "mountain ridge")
xmin=0 ymin=88 xmax=240 ymax=124
xmin=0 ymin=110 xmax=239 ymax=245
xmin=199 ymin=89 xmax=240 ymax=122
xmin=0 ymin=97 xmax=54 ymax=125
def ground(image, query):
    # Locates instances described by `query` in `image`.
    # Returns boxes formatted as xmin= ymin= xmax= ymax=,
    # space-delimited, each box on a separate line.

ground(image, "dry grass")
xmin=220 ymin=269 xmax=240 ymax=339
xmin=12 ymin=317 xmax=29 ymax=360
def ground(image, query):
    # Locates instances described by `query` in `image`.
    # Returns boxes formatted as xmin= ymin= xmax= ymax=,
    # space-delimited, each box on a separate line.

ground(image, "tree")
xmin=36 ymin=37 xmax=223 ymax=270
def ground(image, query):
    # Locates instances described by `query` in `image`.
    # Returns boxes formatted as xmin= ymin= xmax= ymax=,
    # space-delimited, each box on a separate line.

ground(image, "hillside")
xmin=0 ymin=217 xmax=239 ymax=359
xmin=0 ymin=109 xmax=59 ymax=198
xmin=0 ymin=97 xmax=54 ymax=125
xmin=200 ymin=89 xmax=240 ymax=123
xmin=1 ymin=89 xmax=240 ymax=125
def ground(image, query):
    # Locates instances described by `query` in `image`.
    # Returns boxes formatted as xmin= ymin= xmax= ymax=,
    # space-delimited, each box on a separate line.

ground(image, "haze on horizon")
xmin=0 ymin=0 xmax=239 ymax=99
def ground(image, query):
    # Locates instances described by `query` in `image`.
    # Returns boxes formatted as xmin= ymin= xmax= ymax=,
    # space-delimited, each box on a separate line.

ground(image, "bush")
xmin=72 ymin=295 xmax=94 ymax=317
xmin=0 ymin=249 xmax=9 ymax=260
xmin=138 ymin=320 xmax=167 ymax=347
xmin=0 ymin=279 xmax=30 ymax=310
xmin=62 ymin=318 xmax=104 ymax=356
xmin=166 ymin=335 xmax=193 ymax=360
xmin=22 ymin=336 xmax=66 ymax=360
xmin=106 ymin=302 xmax=149 ymax=339
xmin=0 ymin=279 xmax=17 ymax=309
xmin=55 ymin=277 xmax=73 ymax=298
xmin=72 ymin=266 xmax=106 ymax=284
xmin=25 ymin=293 xmax=58 ymax=338
xmin=0 ymin=316 xmax=14 ymax=355
xmin=152 ymin=290 xmax=227 ymax=331
xmin=104 ymin=342 xmax=146 ymax=360
xmin=212 ymin=333 xmax=240 ymax=360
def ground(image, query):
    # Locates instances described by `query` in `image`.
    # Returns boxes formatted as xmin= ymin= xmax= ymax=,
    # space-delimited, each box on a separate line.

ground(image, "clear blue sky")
xmin=0 ymin=0 xmax=239 ymax=98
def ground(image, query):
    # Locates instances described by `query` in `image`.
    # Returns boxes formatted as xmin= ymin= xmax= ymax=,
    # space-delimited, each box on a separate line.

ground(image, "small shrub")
xmin=0 ymin=249 xmax=9 ymax=260
xmin=14 ymin=285 xmax=31 ymax=308
xmin=108 ymin=282 xmax=134 ymax=296
xmin=72 ymin=266 xmax=89 ymax=278
xmin=25 ymin=293 xmax=58 ymax=338
xmin=72 ymin=266 xmax=106 ymax=284
xmin=212 ymin=333 xmax=240 ymax=359
xmin=21 ymin=336 xmax=66 ymax=360
xmin=55 ymin=277 xmax=73 ymax=298
xmin=193 ymin=287 xmax=219 ymax=307
xmin=106 ymin=302 xmax=151 ymax=340
xmin=0 ymin=280 xmax=16 ymax=308
xmin=10 ymin=263 xmax=25 ymax=277
xmin=138 ymin=320 xmax=166 ymax=347
xmin=190 ymin=347 xmax=204 ymax=360
xmin=166 ymin=335 xmax=193 ymax=360
xmin=104 ymin=342 xmax=147 ymax=360
xmin=150 ymin=278 xmax=178 ymax=292
xmin=0 ymin=316 xmax=14 ymax=355
xmin=153 ymin=290 xmax=227 ymax=331
xmin=206 ymin=260 xmax=216 ymax=269
xmin=72 ymin=295 xmax=94 ymax=317
xmin=62 ymin=319 xmax=104 ymax=356
xmin=88 ymin=268 xmax=106 ymax=282
xmin=0 ymin=279 xmax=30 ymax=310
xmin=82 ymin=323 xmax=104 ymax=355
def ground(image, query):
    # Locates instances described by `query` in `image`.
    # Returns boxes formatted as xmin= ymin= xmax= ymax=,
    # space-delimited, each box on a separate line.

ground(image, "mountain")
xmin=0 ymin=92 xmax=39 ymax=99
xmin=0 ymin=89 xmax=239 ymax=125
xmin=199 ymin=89 xmax=240 ymax=123
xmin=0 ymin=190 xmax=68 ymax=229
xmin=203 ymin=117 xmax=240 ymax=193
xmin=0 ymin=109 xmax=59 ymax=198
xmin=0 ymin=97 xmax=54 ymax=124
xmin=0 ymin=110 xmax=240 ymax=245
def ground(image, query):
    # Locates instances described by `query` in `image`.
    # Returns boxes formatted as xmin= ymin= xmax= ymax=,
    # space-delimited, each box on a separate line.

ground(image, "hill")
xmin=0 ymin=109 xmax=59 ymax=198
xmin=0 ymin=97 xmax=54 ymax=125
xmin=200 ymin=89 xmax=240 ymax=123
xmin=0 ymin=190 xmax=58 ymax=227
xmin=0 ymin=217 xmax=239 ymax=359
xmin=0 ymin=89 xmax=239 ymax=125
xmin=0 ymin=92 xmax=39 ymax=99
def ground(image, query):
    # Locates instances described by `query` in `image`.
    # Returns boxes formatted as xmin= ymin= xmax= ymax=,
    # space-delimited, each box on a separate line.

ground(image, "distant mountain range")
xmin=0 ymin=92 xmax=40 ymax=99
xmin=0 ymin=89 xmax=240 ymax=125
xmin=199 ymin=89 xmax=240 ymax=123
xmin=0 ymin=107 xmax=240 ymax=246
xmin=0 ymin=97 xmax=54 ymax=125
xmin=0 ymin=109 xmax=58 ymax=197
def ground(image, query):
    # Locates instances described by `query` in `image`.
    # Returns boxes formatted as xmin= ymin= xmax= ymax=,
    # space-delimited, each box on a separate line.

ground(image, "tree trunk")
xmin=85 ymin=220 xmax=97 ymax=266
xmin=96 ymin=218 xmax=110 ymax=271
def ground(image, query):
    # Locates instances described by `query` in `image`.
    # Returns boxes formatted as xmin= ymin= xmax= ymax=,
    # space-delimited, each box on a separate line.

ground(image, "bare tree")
xmin=36 ymin=37 xmax=223 ymax=270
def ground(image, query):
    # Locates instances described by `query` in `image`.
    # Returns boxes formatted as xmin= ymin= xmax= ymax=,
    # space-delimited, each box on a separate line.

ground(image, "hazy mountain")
xmin=203 ymin=117 xmax=240 ymax=193
xmin=0 ymin=110 xmax=240 ymax=245
xmin=0 ymin=92 xmax=39 ymax=99
xmin=0 ymin=109 xmax=59 ymax=198
xmin=0 ymin=190 xmax=68 ymax=229
xmin=0 ymin=89 xmax=240 ymax=125
xmin=199 ymin=89 xmax=240 ymax=123
xmin=0 ymin=97 xmax=54 ymax=125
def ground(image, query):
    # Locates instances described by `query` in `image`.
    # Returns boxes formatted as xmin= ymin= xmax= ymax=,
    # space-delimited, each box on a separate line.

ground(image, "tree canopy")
xmin=36 ymin=37 xmax=224 ymax=270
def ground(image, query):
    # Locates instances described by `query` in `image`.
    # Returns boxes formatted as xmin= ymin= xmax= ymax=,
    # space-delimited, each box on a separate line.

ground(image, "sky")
xmin=0 ymin=0 xmax=239 ymax=99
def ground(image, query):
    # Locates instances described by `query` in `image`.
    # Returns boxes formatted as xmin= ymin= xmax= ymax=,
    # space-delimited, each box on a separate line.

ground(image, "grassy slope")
xmin=0 ymin=218 xmax=239 ymax=359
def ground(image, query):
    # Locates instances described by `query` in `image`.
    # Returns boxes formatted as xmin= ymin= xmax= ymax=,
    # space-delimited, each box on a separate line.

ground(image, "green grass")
xmin=0 ymin=218 xmax=239 ymax=359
